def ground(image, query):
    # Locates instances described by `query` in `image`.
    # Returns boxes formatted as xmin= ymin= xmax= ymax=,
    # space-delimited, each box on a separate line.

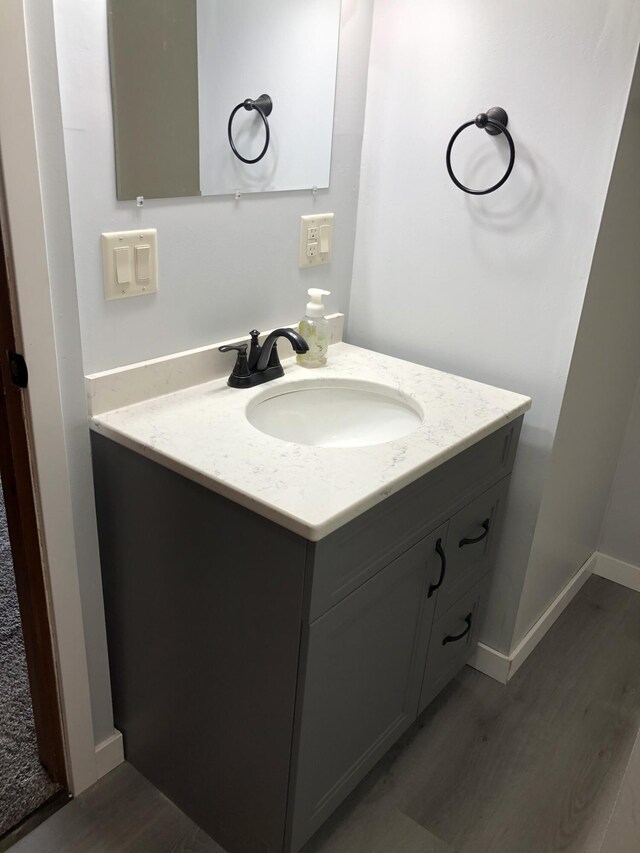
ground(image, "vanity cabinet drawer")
xmin=418 ymin=577 xmax=489 ymax=714
xmin=435 ymin=477 xmax=510 ymax=618
xmin=289 ymin=527 xmax=445 ymax=851
xmin=308 ymin=418 xmax=522 ymax=622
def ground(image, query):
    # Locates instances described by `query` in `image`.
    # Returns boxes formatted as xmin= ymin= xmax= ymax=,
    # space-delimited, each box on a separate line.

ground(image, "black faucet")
xmin=219 ymin=328 xmax=309 ymax=389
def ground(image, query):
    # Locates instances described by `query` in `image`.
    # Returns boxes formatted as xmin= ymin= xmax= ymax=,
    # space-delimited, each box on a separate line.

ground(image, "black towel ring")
xmin=446 ymin=107 xmax=515 ymax=195
xmin=227 ymin=94 xmax=273 ymax=164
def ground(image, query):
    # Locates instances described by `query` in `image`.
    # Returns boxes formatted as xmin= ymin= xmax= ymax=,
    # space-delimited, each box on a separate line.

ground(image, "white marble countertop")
xmin=90 ymin=342 xmax=531 ymax=541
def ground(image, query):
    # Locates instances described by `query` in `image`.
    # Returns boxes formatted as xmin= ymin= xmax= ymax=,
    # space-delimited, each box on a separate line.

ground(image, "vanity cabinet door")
xmin=288 ymin=526 xmax=446 ymax=851
xmin=434 ymin=477 xmax=510 ymax=618
xmin=418 ymin=576 xmax=489 ymax=714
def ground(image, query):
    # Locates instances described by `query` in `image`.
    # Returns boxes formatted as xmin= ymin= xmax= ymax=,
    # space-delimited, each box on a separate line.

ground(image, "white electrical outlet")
xmin=299 ymin=213 xmax=333 ymax=267
xmin=101 ymin=229 xmax=158 ymax=300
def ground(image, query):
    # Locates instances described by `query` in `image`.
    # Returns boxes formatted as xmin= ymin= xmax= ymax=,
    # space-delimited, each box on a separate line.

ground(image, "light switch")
xmin=135 ymin=244 xmax=151 ymax=282
xmin=299 ymin=213 xmax=334 ymax=267
xmin=319 ymin=225 xmax=330 ymax=255
xmin=101 ymin=229 xmax=158 ymax=300
xmin=114 ymin=246 xmax=131 ymax=285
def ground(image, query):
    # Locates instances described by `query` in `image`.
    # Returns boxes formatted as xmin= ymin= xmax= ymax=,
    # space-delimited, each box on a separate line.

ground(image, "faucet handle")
xmin=218 ymin=343 xmax=251 ymax=386
xmin=248 ymin=330 xmax=261 ymax=370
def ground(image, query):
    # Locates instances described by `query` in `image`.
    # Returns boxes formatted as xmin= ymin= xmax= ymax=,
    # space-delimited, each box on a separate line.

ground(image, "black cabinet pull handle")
xmin=459 ymin=518 xmax=490 ymax=548
xmin=427 ymin=538 xmax=447 ymax=598
xmin=442 ymin=613 xmax=473 ymax=645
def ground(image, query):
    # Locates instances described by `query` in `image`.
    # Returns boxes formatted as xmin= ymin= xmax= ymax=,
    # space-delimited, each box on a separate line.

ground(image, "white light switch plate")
xmin=101 ymin=229 xmax=158 ymax=300
xmin=299 ymin=213 xmax=333 ymax=268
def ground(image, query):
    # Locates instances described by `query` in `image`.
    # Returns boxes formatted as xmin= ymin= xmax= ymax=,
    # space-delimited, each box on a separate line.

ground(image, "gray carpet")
xmin=0 ymin=477 xmax=60 ymax=836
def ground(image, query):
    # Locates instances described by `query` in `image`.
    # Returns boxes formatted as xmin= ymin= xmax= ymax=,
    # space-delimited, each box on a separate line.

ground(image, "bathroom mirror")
xmin=107 ymin=0 xmax=341 ymax=200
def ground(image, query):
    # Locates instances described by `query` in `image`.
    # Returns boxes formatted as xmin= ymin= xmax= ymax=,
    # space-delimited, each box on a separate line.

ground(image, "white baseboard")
xmin=468 ymin=552 xmax=597 ymax=684
xmin=593 ymin=552 xmax=640 ymax=593
xmin=94 ymin=729 xmax=124 ymax=778
xmin=468 ymin=641 xmax=511 ymax=684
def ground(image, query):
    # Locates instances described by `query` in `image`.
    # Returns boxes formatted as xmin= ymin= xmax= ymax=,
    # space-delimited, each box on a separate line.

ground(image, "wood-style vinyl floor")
xmin=10 ymin=576 xmax=640 ymax=853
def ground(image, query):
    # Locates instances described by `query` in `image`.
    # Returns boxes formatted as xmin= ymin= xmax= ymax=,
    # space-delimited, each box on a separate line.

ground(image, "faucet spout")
xmin=219 ymin=327 xmax=309 ymax=389
xmin=255 ymin=328 xmax=309 ymax=372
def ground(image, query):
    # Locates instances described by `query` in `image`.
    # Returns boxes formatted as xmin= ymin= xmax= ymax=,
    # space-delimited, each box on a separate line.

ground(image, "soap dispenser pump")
xmin=297 ymin=288 xmax=331 ymax=368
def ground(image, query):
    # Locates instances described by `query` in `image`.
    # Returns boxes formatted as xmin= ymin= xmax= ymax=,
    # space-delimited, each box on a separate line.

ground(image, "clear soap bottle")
xmin=297 ymin=288 xmax=331 ymax=368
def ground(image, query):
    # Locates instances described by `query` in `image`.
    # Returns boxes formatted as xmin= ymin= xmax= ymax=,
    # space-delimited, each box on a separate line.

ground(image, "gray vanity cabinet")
xmin=91 ymin=415 xmax=523 ymax=853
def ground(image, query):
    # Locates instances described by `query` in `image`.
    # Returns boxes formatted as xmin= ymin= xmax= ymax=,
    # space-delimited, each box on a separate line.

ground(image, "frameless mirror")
xmin=107 ymin=0 xmax=341 ymax=200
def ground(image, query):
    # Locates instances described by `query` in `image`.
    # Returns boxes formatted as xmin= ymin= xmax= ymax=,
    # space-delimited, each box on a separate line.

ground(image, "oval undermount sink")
xmin=246 ymin=381 xmax=423 ymax=448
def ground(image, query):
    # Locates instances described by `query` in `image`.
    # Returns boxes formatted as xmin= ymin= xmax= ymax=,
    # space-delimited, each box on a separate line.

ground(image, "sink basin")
xmin=246 ymin=381 xmax=423 ymax=448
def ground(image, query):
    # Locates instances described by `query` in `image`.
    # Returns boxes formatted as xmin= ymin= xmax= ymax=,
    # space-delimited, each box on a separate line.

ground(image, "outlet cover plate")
xmin=101 ymin=228 xmax=158 ymax=300
xmin=299 ymin=213 xmax=333 ymax=268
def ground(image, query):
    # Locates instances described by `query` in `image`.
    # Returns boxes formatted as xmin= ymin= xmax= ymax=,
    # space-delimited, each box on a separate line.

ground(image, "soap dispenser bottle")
xmin=297 ymin=288 xmax=331 ymax=367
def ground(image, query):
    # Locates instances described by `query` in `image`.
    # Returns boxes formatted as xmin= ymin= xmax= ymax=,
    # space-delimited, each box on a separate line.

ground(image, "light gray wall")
xmin=599 ymin=376 xmax=640 ymax=568
xmin=52 ymin=0 xmax=374 ymax=374
xmin=513 ymin=53 xmax=640 ymax=644
xmin=348 ymin=0 xmax=640 ymax=655
xmin=23 ymin=0 xmax=115 ymax=744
